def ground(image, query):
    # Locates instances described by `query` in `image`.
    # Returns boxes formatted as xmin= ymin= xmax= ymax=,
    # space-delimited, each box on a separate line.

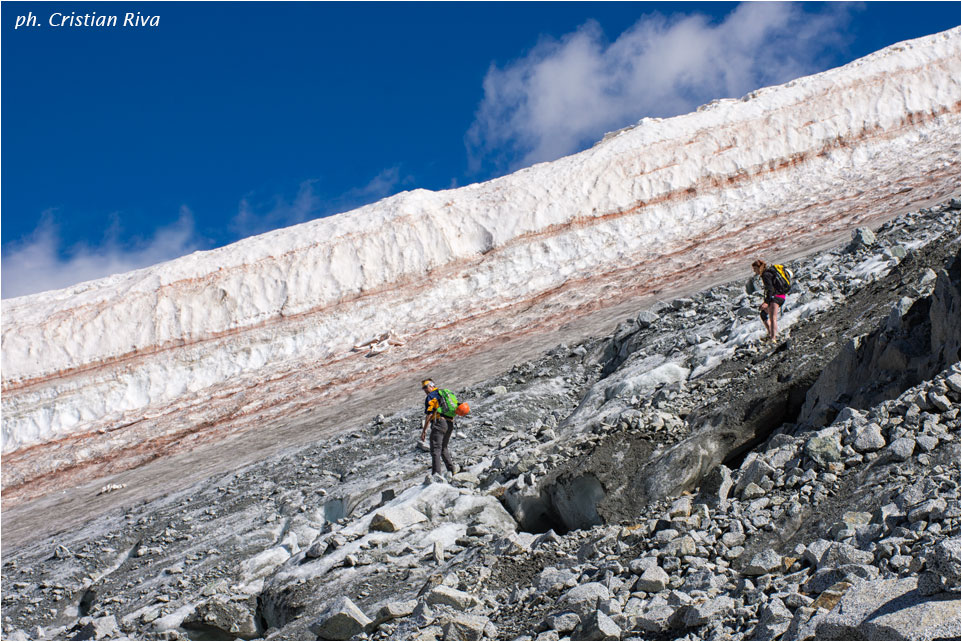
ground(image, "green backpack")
xmin=437 ymin=389 xmax=459 ymax=418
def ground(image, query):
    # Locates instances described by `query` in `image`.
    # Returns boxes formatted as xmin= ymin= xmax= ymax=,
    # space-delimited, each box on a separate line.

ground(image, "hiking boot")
xmin=450 ymin=463 xmax=462 ymax=475
xmin=430 ymin=473 xmax=446 ymax=485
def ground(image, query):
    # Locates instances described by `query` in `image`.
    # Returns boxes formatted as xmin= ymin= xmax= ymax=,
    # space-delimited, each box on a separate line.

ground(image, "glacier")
xmin=2 ymin=27 xmax=960 ymax=502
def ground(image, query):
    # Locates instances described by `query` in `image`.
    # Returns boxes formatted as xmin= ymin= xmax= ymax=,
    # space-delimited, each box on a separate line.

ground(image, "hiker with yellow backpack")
xmin=752 ymin=259 xmax=793 ymax=342
xmin=420 ymin=379 xmax=469 ymax=480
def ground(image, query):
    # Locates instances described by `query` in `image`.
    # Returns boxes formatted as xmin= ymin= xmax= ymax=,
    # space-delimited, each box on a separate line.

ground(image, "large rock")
xmin=815 ymin=577 xmax=961 ymax=641
xmin=370 ymin=505 xmax=428 ymax=532
xmin=636 ymin=310 xmax=659 ymax=328
xmin=803 ymin=539 xmax=834 ymax=566
xmin=184 ymin=596 xmax=259 ymax=639
xmin=850 ymin=227 xmax=877 ymax=249
xmin=804 ymin=431 xmax=842 ymax=468
xmin=817 ymin=542 xmax=874 ymax=569
xmin=635 ymin=566 xmax=671 ymax=593
xmin=425 ymin=585 xmax=481 ymax=611
xmin=310 ymin=597 xmax=372 ymax=641
xmin=669 ymin=496 xmax=692 ymax=519
xmin=744 ymin=549 xmax=783 ymax=576
xmin=634 ymin=604 xmax=676 ymax=633
xmin=734 ymin=454 xmax=776 ymax=497
xmin=852 ymin=423 xmax=886 ymax=452
xmin=886 ymin=437 xmax=915 ymax=462
xmin=368 ymin=600 xmax=417 ymax=630
xmin=575 ymin=610 xmax=621 ymax=641
xmin=751 ymin=597 xmax=793 ymax=640
xmin=547 ymin=611 xmax=581 ymax=634
xmin=560 ymin=582 xmax=610 ymax=617
xmin=683 ymin=595 xmax=735 ymax=627
xmin=536 ymin=566 xmax=578 ymax=593
xmin=69 ymin=616 xmax=120 ymax=641
xmin=921 ymin=537 xmax=961 ymax=594
xmin=441 ymin=613 xmax=490 ymax=641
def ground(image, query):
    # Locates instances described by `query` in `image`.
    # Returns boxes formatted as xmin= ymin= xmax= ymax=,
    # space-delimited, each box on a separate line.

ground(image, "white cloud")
xmin=467 ymin=2 xmax=854 ymax=170
xmin=1 ymin=207 xmax=199 ymax=299
xmin=2 ymin=167 xmax=416 ymax=300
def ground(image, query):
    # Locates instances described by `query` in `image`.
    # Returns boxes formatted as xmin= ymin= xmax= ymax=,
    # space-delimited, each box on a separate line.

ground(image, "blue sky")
xmin=2 ymin=1 xmax=959 ymax=298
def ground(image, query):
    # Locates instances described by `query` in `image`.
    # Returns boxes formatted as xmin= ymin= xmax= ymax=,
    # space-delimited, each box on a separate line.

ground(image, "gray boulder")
xmin=751 ymin=597 xmax=793 ymax=640
xmin=370 ymin=505 xmax=428 ymax=532
xmin=310 ymin=597 xmax=372 ymax=641
xmin=852 ymin=423 xmax=886 ymax=452
xmin=850 ymin=227 xmax=877 ymax=249
xmin=734 ymin=455 xmax=776 ymax=497
xmin=425 ymin=585 xmax=481 ymax=611
xmin=683 ymin=595 xmax=735 ymax=627
xmin=184 ymin=596 xmax=258 ymax=639
xmin=441 ymin=613 xmax=490 ymax=641
xmin=815 ymin=577 xmax=961 ymax=641
xmin=744 ymin=549 xmax=783 ymax=576
xmin=887 ymin=437 xmax=916 ymax=462
xmin=669 ymin=496 xmax=692 ymax=519
xmin=818 ymin=542 xmax=874 ymax=569
xmin=635 ymin=566 xmax=670 ymax=592
xmin=741 ymin=482 xmax=766 ymax=500
xmin=681 ymin=569 xmax=724 ymax=593
xmin=634 ymin=605 xmax=676 ymax=633
xmin=575 ymin=610 xmax=621 ymax=641
xmin=805 ymin=432 xmax=842 ymax=468
xmin=69 ymin=616 xmax=120 ymax=641
xmin=560 ymin=582 xmax=610 ymax=617
xmin=368 ymin=600 xmax=417 ymax=630
xmin=927 ymin=391 xmax=952 ymax=412
xmin=922 ymin=537 xmax=961 ymax=593
xmin=536 ymin=566 xmax=578 ymax=593
xmin=907 ymin=497 xmax=946 ymax=523
xmin=546 ymin=611 xmax=580 ymax=634
xmin=636 ymin=310 xmax=659 ymax=328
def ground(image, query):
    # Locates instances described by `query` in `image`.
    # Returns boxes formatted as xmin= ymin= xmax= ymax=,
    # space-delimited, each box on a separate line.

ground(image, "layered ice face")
xmin=2 ymin=27 xmax=959 ymax=498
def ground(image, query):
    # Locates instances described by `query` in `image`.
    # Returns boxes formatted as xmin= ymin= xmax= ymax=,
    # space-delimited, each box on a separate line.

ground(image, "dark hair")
xmin=752 ymin=259 xmax=766 ymax=271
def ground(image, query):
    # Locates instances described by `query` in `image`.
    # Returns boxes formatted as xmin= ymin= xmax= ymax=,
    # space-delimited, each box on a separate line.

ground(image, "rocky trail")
xmin=1 ymin=200 xmax=959 ymax=641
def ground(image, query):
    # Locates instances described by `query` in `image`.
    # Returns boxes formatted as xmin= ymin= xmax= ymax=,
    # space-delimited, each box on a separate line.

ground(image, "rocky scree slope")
xmin=1 ymin=201 xmax=959 ymax=641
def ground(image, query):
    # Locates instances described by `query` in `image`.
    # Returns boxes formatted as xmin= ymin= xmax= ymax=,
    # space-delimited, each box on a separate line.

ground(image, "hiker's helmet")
xmin=421 ymin=379 xmax=436 ymax=391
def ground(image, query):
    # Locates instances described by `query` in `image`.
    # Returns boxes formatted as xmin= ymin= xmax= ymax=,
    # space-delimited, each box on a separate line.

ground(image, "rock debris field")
xmin=2 ymin=200 xmax=960 ymax=641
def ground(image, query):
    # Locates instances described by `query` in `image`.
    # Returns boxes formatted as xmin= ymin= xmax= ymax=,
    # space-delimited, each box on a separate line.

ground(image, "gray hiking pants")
xmin=429 ymin=416 xmax=456 ymax=475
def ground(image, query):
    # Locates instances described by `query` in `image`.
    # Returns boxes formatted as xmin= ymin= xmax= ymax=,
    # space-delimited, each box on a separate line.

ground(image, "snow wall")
xmin=2 ymin=27 xmax=960 ymax=498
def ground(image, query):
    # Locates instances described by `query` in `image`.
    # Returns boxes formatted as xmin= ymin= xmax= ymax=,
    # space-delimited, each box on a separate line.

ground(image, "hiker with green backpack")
xmin=752 ymin=259 xmax=793 ymax=342
xmin=420 ymin=379 xmax=468 ymax=479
